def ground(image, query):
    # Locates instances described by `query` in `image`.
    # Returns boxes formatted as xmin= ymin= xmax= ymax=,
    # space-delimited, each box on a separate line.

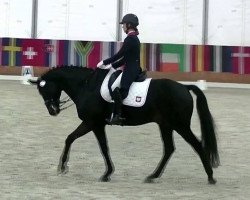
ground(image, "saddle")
xmin=100 ymin=68 xmax=152 ymax=107
xmin=107 ymin=70 xmax=147 ymax=98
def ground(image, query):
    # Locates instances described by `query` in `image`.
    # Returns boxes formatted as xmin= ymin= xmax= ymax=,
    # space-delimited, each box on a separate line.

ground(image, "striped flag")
xmin=48 ymin=40 xmax=76 ymax=67
xmin=160 ymin=44 xmax=184 ymax=72
xmin=57 ymin=40 xmax=75 ymax=67
xmin=212 ymin=46 xmax=232 ymax=73
xmin=190 ymin=45 xmax=214 ymax=72
xmin=0 ymin=38 xmax=2 ymax=65
xmin=145 ymin=43 xmax=160 ymax=71
xmin=244 ymin=47 xmax=250 ymax=74
xmin=101 ymin=41 xmax=123 ymax=60
xmin=44 ymin=40 xmax=57 ymax=67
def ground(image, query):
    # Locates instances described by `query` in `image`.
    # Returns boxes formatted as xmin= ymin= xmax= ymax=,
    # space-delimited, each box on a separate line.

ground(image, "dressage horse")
xmin=30 ymin=66 xmax=220 ymax=184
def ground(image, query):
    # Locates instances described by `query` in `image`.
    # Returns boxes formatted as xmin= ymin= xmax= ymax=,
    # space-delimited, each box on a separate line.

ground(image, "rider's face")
xmin=122 ymin=23 xmax=127 ymax=33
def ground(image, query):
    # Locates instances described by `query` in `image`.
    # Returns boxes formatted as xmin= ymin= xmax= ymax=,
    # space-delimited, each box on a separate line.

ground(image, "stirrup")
xmin=106 ymin=115 xmax=125 ymax=126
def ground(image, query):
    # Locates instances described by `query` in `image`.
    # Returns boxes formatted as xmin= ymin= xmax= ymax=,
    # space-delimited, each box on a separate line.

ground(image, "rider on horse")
xmin=97 ymin=13 xmax=142 ymax=125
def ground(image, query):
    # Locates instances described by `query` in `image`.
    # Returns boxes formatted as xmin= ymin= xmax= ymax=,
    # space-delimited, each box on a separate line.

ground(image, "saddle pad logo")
xmin=136 ymin=96 xmax=142 ymax=102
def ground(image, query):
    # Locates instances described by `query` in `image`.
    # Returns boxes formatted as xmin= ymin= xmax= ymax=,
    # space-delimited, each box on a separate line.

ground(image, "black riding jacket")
xmin=103 ymin=32 xmax=141 ymax=96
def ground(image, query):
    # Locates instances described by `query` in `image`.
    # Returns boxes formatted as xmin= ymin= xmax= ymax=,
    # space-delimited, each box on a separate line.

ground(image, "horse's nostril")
xmin=48 ymin=104 xmax=59 ymax=116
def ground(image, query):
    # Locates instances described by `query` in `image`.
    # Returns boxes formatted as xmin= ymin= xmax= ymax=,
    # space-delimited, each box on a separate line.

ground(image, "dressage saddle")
xmin=107 ymin=70 xmax=147 ymax=97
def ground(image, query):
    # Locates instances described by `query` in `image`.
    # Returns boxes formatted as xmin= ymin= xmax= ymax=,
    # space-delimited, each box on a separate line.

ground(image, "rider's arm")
xmin=103 ymin=37 xmax=132 ymax=65
xmin=112 ymin=57 xmax=125 ymax=69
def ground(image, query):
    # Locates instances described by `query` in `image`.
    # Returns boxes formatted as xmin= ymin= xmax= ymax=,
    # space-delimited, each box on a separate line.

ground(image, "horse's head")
xmin=30 ymin=78 xmax=62 ymax=116
xmin=30 ymin=66 xmax=109 ymax=116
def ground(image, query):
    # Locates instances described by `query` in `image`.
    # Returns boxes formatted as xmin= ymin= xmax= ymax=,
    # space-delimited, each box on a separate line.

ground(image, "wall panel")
xmin=37 ymin=0 xmax=118 ymax=41
xmin=0 ymin=0 xmax=32 ymax=38
xmin=122 ymin=0 xmax=203 ymax=44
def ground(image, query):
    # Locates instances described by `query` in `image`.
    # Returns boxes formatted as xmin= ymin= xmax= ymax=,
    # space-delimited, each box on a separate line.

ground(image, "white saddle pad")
xmin=100 ymin=68 xmax=152 ymax=107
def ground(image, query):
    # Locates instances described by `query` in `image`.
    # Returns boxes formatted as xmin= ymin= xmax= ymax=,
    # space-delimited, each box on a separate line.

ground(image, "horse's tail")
xmin=186 ymin=85 xmax=220 ymax=168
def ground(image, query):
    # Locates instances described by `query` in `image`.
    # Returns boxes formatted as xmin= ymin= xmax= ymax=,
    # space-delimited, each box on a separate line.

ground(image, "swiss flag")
xmin=21 ymin=39 xmax=45 ymax=66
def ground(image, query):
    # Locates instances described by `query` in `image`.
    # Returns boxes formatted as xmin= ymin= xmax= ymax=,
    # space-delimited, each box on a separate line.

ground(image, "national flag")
xmin=86 ymin=41 xmax=101 ymax=68
xmin=145 ymin=43 xmax=160 ymax=71
xmin=1 ymin=38 xmax=22 ymax=66
xmin=221 ymin=46 xmax=232 ymax=73
xmin=44 ymin=40 xmax=57 ymax=67
xmin=57 ymin=40 xmax=80 ymax=67
xmin=213 ymin=46 xmax=250 ymax=74
xmin=160 ymin=44 xmax=184 ymax=72
xmin=74 ymin=41 xmax=94 ymax=67
xmin=44 ymin=40 xmax=75 ymax=67
xmin=0 ymin=38 xmax=2 ymax=65
xmin=244 ymin=47 xmax=250 ymax=74
xmin=190 ymin=45 xmax=214 ymax=72
xmin=101 ymin=41 xmax=122 ymax=61
xmin=101 ymin=42 xmax=111 ymax=61
xmin=21 ymin=39 xmax=45 ymax=66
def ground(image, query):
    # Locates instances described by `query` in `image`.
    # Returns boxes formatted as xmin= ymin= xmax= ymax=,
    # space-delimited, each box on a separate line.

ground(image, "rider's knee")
xmin=119 ymin=88 xmax=128 ymax=99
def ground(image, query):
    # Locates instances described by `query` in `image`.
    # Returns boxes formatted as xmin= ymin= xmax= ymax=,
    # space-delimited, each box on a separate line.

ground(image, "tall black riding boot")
xmin=107 ymin=87 xmax=125 ymax=125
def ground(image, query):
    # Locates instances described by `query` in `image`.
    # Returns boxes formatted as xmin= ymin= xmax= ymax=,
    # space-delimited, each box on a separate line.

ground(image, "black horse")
xmin=30 ymin=66 xmax=220 ymax=184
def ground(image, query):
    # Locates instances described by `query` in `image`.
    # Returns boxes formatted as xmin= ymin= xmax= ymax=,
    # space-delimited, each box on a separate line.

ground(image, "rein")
xmin=59 ymin=96 xmax=74 ymax=111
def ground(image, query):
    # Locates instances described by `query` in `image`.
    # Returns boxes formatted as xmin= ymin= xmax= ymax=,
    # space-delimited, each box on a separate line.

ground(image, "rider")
xmin=97 ymin=13 xmax=142 ymax=125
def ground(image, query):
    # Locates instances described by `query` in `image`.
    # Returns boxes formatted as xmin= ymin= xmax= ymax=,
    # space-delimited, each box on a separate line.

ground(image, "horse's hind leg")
xmin=145 ymin=124 xmax=174 ymax=183
xmin=57 ymin=122 xmax=91 ymax=174
xmin=92 ymin=125 xmax=114 ymax=182
xmin=176 ymin=127 xmax=216 ymax=184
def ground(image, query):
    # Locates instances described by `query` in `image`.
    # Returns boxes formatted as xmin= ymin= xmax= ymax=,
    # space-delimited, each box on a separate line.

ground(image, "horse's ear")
xmin=28 ymin=78 xmax=39 ymax=85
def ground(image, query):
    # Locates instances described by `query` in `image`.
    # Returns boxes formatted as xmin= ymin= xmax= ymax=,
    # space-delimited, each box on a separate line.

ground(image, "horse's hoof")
xmin=99 ymin=176 xmax=111 ymax=182
xmin=208 ymin=177 xmax=217 ymax=184
xmin=57 ymin=165 xmax=69 ymax=175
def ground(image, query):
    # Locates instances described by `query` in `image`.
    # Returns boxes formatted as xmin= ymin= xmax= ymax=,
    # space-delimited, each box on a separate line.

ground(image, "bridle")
xmin=44 ymin=96 xmax=74 ymax=112
xmin=43 ymin=68 xmax=97 ymax=113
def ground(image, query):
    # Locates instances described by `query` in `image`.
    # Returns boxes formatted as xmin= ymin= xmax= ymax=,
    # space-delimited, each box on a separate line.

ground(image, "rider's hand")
xmin=97 ymin=60 xmax=104 ymax=68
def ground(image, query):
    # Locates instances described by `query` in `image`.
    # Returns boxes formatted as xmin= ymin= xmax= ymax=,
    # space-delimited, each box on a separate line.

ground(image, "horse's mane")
xmin=41 ymin=66 xmax=95 ymax=82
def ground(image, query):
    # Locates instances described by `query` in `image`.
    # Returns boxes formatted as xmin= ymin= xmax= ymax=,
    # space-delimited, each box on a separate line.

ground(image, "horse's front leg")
xmin=57 ymin=122 xmax=91 ymax=174
xmin=92 ymin=125 xmax=114 ymax=182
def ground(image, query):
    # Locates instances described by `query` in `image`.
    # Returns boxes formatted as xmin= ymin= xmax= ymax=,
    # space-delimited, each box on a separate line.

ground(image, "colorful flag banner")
xmin=0 ymin=37 xmax=250 ymax=74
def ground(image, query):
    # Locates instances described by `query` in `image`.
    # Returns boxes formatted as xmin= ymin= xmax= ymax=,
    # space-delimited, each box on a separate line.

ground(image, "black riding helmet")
xmin=120 ymin=13 xmax=139 ymax=27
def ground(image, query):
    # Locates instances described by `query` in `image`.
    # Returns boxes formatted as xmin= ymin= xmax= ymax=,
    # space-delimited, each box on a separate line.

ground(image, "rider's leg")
xmin=108 ymin=87 xmax=125 ymax=125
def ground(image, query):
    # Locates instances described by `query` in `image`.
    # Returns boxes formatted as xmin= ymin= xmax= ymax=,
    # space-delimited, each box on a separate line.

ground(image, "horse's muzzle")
xmin=44 ymin=99 xmax=60 ymax=116
xmin=47 ymin=104 xmax=60 ymax=116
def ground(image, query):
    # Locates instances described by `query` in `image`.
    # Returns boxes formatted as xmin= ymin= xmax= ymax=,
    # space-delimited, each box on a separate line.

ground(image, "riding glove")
xmin=97 ymin=63 xmax=112 ymax=69
xmin=97 ymin=60 xmax=104 ymax=67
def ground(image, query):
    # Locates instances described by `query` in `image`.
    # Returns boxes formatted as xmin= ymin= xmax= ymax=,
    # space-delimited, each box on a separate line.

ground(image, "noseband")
xmin=44 ymin=97 xmax=74 ymax=111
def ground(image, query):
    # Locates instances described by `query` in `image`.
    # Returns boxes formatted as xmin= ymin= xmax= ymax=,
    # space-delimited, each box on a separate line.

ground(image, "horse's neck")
xmin=59 ymin=68 xmax=108 ymax=104
xmin=62 ymin=85 xmax=80 ymax=104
